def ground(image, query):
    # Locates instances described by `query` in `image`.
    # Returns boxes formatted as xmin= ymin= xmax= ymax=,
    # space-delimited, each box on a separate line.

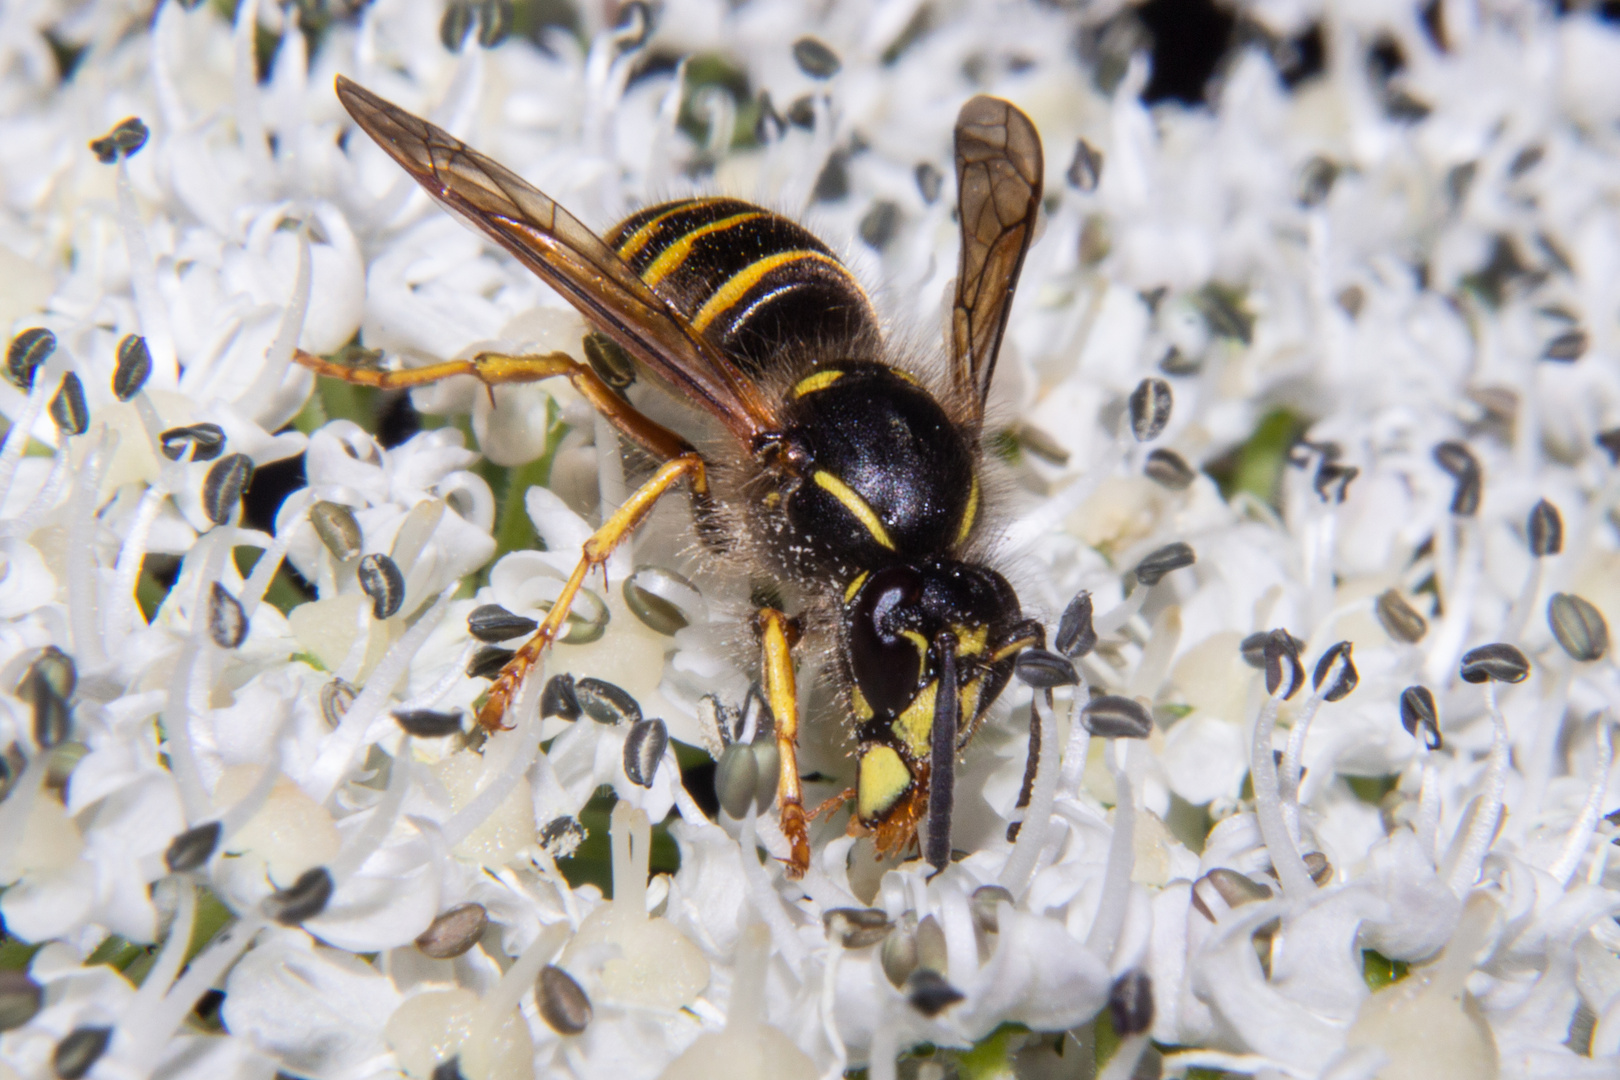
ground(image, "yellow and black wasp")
xmin=299 ymin=74 xmax=1061 ymax=877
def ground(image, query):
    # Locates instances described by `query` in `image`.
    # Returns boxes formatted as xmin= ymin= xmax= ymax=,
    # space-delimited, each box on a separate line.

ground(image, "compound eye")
xmin=847 ymin=565 xmax=924 ymax=718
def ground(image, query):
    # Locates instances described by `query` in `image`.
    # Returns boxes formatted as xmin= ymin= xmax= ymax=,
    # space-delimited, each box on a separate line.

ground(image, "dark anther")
xmin=1598 ymin=429 xmax=1620 ymax=465
xmin=1080 ymin=694 xmax=1152 ymax=739
xmin=1108 ymin=968 xmax=1154 ymax=1037
xmin=1133 ymin=541 xmax=1195 ymax=586
xmin=1311 ymin=641 xmax=1357 ymax=702
xmin=1313 ymin=461 xmax=1358 ymax=503
xmin=1066 ymin=138 xmax=1104 ymax=191
xmin=262 ymin=866 xmax=334 ymax=925
xmin=208 ymin=582 xmax=248 ymax=649
xmin=53 ymin=1026 xmax=113 ymax=1079
xmin=467 ymin=604 xmax=539 ymax=643
xmin=1263 ymin=629 xmax=1305 ymax=699
xmin=49 ymin=373 xmax=89 ymax=436
xmin=202 ymin=453 xmax=253 ymax=526
xmin=466 ymin=646 xmax=515 ymax=680
xmin=89 ymin=117 xmax=149 ymax=163
xmin=0 ymin=969 xmax=43 ymax=1033
xmin=538 ymin=815 xmax=586 ymax=859
xmin=823 ymin=907 xmax=892 ymax=948
xmin=1543 ymin=328 xmax=1587 ymax=362
xmin=1432 ymin=441 xmax=1481 ymax=516
xmin=6 ymin=327 xmax=55 ymax=390
xmin=416 ymin=902 xmax=488 ymax=959
xmin=792 ymin=36 xmax=842 ymax=79
xmin=905 ymin=969 xmax=965 ymax=1017
xmin=113 ymin=334 xmax=151 ymax=400
xmin=30 ymin=677 xmax=71 ymax=749
xmin=1144 ymin=447 xmax=1196 ymax=490
xmin=575 ymin=677 xmax=641 ymax=725
xmin=582 ymin=331 xmax=636 ymax=390
xmin=1548 ymin=593 xmax=1608 ymax=663
xmin=356 ymin=553 xmax=405 ymax=619
xmin=540 ymin=673 xmax=582 ymax=721
xmin=622 ymin=718 xmax=668 ymax=787
xmin=1399 ymin=685 xmax=1441 ymax=750
xmin=439 ymin=2 xmax=472 ymax=50
xmin=1375 ymin=589 xmax=1427 ymax=643
xmin=394 ymin=709 xmax=464 ymax=738
xmin=715 ymin=742 xmax=760 ymax=819
xmin=164 ymin=821 xmax=222 ymax=873
xmin=915 ymin=162 xmax=943 ymax=203
xmin=159 ymin=423 xmax=227 ymax=462
xmin=1128 ymin=377 xmax=1173 ymax=442
xmin=537 ymin=965 xmax=593 ymax=1035
xmin=1056 ymin=590 xmax=1097 ymax=658
xmin=475 ymin=0 xmax=513 ymax=48
xmin=1297 ymin=155 xmax=1338 ymax=206
xmin=1459 ymin=642 xmax=1530 ymax=684
xmin=1528 ymin=499 xmax=1563 ymax=557
xmin=970 ymin=885 xmax=1013 ymax=934
xmin=1015 ymin=648 xmax=1079 ymax=688
xmin=613 ymin=1 xmax=652 ymax=48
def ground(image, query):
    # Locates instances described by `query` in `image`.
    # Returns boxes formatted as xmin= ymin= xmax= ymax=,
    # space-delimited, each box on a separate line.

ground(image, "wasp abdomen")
xmin=607 ymin=197 xmax=877 ymax=373
xmin=777 ymin=364 xmax=979 ymax=574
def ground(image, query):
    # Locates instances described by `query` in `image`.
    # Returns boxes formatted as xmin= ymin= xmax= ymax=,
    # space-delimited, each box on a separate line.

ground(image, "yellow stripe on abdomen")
xmin=642 ymin=212 xmax=767 ymax=287
xmin=691 ymin=250 xmax=842 ymax=333
xmin=615 ymin=202 xmax=703 ymax=261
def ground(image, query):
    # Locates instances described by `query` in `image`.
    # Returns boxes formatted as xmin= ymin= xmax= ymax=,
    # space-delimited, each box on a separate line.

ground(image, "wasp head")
xmin=843 ymin=561 xmax=1038 ymax=871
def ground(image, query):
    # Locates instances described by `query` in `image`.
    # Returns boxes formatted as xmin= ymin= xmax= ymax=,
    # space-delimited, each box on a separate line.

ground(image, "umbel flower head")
xmin=3 ymin=1 xmax=1620 ymax=1079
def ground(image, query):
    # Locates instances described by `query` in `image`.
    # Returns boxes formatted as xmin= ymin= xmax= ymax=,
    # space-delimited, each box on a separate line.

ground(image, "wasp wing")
xmin=951 ymin=96 xmax=1043 ymax=429
xmin=334 ymin=75 xmax=777 ymax=441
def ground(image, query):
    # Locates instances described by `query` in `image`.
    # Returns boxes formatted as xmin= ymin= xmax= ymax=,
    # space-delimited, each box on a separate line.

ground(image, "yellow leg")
xmin=294 ymin=347 xmax=697 ymax=466
xmin=476 ymin=453 xmax=708 ymax=730
xmin=758 ymin=609 xmax=811 ymax=877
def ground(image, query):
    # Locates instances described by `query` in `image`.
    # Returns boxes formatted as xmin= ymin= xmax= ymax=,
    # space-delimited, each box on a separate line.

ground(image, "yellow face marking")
xmin=792 ymin=369 xmax=845 ymax=398
xmin=954 ymin=474 xmax=980 ymax=547
xmin=900 ymin=629 xmax=929 ymax=657
xmin=857 ymin=744 xmax=912 ymax=821
xmin=691 ymin=250 xmax=843 ymax=333
xmin=763 ymin=491 xmax=782 ymax=509
xmin=954 ymin=623 xmax=989 ymax=658
xmin=851 ymin=683 xmax=874 ymax=721
xmin=892 ymin=680 xmax=937 ymax=757
xmin=642 ymin=211 xmax=767 ymax=287
xmin=813 ymin=470 xmax=895 ymax=551
xmin=615 ymin=200 xmax=715 ymax=261
xmin=960 ymin=678 xmax=984 ymax=726
xmin=890 ymin=368 xmax=920 ymax=386
xmin=990 ymin=635 xmax=1038 ymax=664
xmin=843 ymin=570 xmax=870 ymax=604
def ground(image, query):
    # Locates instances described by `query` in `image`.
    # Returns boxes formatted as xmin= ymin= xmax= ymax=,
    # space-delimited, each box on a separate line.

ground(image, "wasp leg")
xmin=808 ymin=788 xmax=855 ymax=821
xmin=297 ymin=347 xmax=713 ymax=730
xmin=475 ymin=452 xmax=708 ymax=730
xmin=293 ymin=348 xmax=697 ymax=464
xmin=758 ymin=608 xmax=811 ymax=877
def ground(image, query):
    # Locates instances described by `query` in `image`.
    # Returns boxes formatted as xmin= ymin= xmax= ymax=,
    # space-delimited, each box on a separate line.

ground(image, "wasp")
xmin=300 ymin=74 xmax=1061 ymax=877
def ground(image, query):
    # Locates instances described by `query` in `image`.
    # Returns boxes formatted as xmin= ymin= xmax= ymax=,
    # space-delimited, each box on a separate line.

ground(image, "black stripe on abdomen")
xmin=608 ymin=198 xmax=876 ymax=371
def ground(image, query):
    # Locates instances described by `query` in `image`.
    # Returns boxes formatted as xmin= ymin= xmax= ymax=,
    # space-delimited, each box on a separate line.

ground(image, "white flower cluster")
xmin=2 ymin=0 xmax=1620 ymax=1078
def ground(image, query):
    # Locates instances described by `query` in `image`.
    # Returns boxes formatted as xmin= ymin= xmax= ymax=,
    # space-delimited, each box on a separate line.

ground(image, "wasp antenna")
xmin=925 ymin=632 xmax=960 ymax=875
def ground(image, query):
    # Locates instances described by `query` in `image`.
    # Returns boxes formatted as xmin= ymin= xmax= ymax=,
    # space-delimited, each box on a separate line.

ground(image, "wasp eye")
xmin=848 ymin=565 xmax=925 ymax=717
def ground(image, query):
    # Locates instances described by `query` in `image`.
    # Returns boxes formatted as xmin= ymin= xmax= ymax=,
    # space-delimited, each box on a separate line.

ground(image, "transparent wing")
xmin=951 ymin=95 xmax=1043 ymax=429
xmin=335 ymin=75 xmax=777 ymax=440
